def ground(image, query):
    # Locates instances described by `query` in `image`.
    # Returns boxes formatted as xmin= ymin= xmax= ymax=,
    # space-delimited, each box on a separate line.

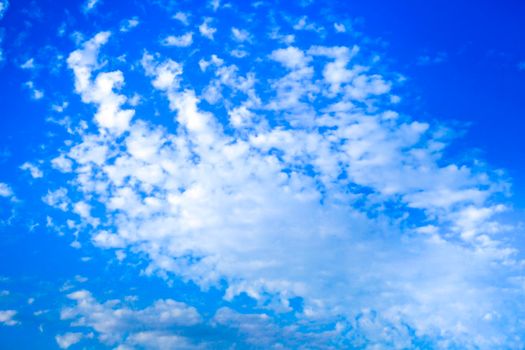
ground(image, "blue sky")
xmin=0 ymin=0 xmax=524 ymax=349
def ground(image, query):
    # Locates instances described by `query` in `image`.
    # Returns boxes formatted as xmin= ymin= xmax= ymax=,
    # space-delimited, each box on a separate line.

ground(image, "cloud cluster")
xmin=60 ymin=289 xmax=348 ymax=349
xmin=43 ymin=11 xmax=524 ymax=349
xmin=60 ymin=290 xmax=202 ymax=349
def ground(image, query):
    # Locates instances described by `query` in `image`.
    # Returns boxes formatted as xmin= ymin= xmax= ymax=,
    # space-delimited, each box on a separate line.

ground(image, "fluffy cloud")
xmin=20 ymin=162 xmax=43 ymax=178
xmin=334 ymin=22 xmax=346 ymax=33
xmin=0 ymin=182 xmax=13 ymax=198
xmin=60 ymin=290 xmax=349 ymax=349
xmin=173 ymin=12 xmax=189 ymax=26
xmin=231 ymin=27 xmax=250 ymax=42
xmin=67 ymin=31 xmax=134 ymax=134
xmin=119 ymin=17 xmax=139 ymax=33
xmin=60 ymin=290 xmax=202 ymax=348
xmin=82 ymin=0 xmax=100 ymax=14
xmin=55 ymin=332 xmax=83 ymax=349
xmin=199 ymin=18 xmax=217 ymax=40
xmin=162 ymin=32 xmax=193 ymax=47
xmin=0 ymin=310 xmax=18 ymax=326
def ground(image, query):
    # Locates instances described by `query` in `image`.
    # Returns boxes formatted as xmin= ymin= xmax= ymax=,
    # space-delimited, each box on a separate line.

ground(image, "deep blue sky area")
xmin=0 ymin=1 xmax=524 ymax=349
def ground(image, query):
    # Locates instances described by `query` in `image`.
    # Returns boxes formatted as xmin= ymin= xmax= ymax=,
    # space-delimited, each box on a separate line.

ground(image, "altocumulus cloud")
xmin=13 ymin=1 xmax=523 ymax=349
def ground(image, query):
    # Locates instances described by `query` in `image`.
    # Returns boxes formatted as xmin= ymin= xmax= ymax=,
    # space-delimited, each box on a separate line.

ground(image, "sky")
xmin=0 ymin=0 xmax=524 ymax=349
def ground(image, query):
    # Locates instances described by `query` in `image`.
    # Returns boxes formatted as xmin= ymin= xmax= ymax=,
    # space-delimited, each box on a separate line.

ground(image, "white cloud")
xmin=92 ymin=230 xmax=126 ymax=248
xmin=47 ymin=31 xmax=525 ymax=349
xmin=119 ymin=17 xmax=139 ymax=32
xmin=82 ymin=0 xmax=100 ymax=13
xmin=231 ymin=27 xmax=250 ymax=42
xmin=213 ymin=307 xmax=342 ymax=348
xmin=0 ymin=310 xmax=18 ymax=326
xmin=268 ymin=47 xmax=317 ymax=118
xmin=141 ymin=53 xmax=183 ymax=91
xmin=0 ymin=182 xmax=13 ymax=198
xmin=309 ymin=45 xmax=360 ymax=94
xmin=20 ymin=58 xmax=35 ymax=69
xmin=20 ymin=162 xmax=43 ymax=178
xmin=199 ymin=19 xmax=216 ymax=40
xmin=61 ymin=290 xmax=201 ymax=348
xmin=161 ymin=32 xmax=193 ymax=47
xmin=230 ymin=49 xmax=248 ymax=58
xmin=56 ymin=332 xmax=83 ymax=349
xmin=334 ymin=22 xmax=346 ymax=33
xmin=116 ymin=332 xmax=203 ymax=350
xmin=24 ymin=81 xmax=44 ymax=100
xmin=51 ymin=155 xmax=73 ymax=173
xmin=209 ymin=0 xmax=220 ymax=11
xmin=52 ymin=101 xmax=68 ymax=113
xmin=198 ymin=54 xmax=223 ymax=72
xmin=270 ymin=46 xmax=310 ymax=69
xmin=73 ymin=201 xmax=99 ymax=226
xmin=269 ymin=27 xmax=295 ymax=45
xmin=73 ymin=201 xmax=91 ymax=219
xmin=173 ymin=12 xmax=189 ymax=25
xmin=293 ymin=16 xmax=322 ymax=32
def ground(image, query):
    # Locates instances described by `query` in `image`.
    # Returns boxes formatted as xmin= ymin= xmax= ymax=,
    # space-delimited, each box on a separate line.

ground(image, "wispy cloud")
xmin=0 ymin=0 xmax=9 ymax=20
xmin=417 ymin=51 xmax=448 ymax=65
xmin=199 ymin=18 xmax=217 ymax=39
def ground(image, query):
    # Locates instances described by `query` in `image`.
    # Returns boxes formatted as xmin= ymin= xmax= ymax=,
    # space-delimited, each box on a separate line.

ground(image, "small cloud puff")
xmin=270 ymin=46 xmax=311 ymax=69
xmin=20 ymin=58 xmax=35 ymax=70
xmin=334 ymin=22 xmax=346 ymax=33
xmin=0 ymin=310 xmax=18 ymax=326
xmin=24 ymin=81 xmax=44 ymax=100
xmin=55 ymin=332 xmax=83 ymax=349
xmin=60 ymin=290 xmax=201 ymax=348
xmin=82 ymin=0 xmax=100 ymax=13
xmin=120 ymin=17 xmax=139 ymax=32
xmin=0 ymin=182 xmax=13 ymax=198
xmin=173 ymin=11 xmax=189 ymax=25
xmin=20 ymin=162 xmax=43 ymax=178
xmin=199 ymin=18 xmax=217 ymax=40
xmin=293 ymin=15 xmax=322 ymax=32
xmin=209 ymin=0 xmax=220 ymax=11
xmin=162 ymin=32 xmax=193 ymax=47
xmin=231 ymin=27 xmax=251 ymax=42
